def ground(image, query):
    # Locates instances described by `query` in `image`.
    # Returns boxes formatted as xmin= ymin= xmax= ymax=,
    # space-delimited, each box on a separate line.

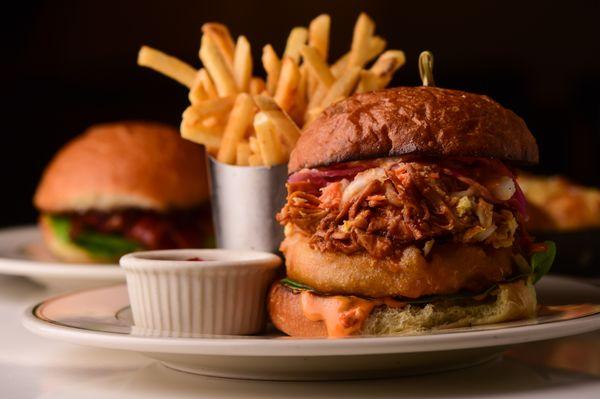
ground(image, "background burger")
xmin=34 ymin=121 xmax=212 ymax=263
xmin=269 ymin=87 xmax=556 ymax=337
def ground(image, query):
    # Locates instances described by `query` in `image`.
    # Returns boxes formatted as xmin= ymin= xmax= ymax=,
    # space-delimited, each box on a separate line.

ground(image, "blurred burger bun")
xmin=34 ymin=121 xmax=211 ymax=263
xmin=34 ymin=121 xmax=209 ymax=213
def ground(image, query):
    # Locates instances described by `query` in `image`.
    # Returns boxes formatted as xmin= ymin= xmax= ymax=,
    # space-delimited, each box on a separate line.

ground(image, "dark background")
xmin=3 ymin=0 xmax=599 ymax=228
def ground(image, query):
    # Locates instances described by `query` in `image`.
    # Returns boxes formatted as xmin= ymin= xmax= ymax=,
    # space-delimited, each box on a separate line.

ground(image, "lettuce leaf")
xmin=74 ymin=231 xmax=140 ymax=259
xmin=280 ymin=277 xmax=316 ymax=292
xmin=280 ymin=273 xmax=530 ymax=305
xmin=48 ymin=216 xmax=140 ymax=259
xmin=48 ymin=215 xmax=72 ymax=242
xmin=531 ymin=241 xmax=556 ymax=284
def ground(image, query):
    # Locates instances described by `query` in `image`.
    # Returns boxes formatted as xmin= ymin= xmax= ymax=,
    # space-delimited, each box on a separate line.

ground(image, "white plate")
xmin=22 ymin=275 xmax=600 ymax=380
xmin=0 ymin=225 xmax=123 ymax=289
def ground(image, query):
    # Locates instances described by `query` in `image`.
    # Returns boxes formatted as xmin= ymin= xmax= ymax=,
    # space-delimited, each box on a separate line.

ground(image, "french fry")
xmin=283 ymin=27 xmax=308 ymax=64
xmin=308 ymin=14 xmax=330 ymax=61
xmin=330 ymin=53 xmax=348 ymax=78
xmin=356 ymin=70 xmax=378 ymax=93
xmin=217 ymin=93 xmax=256 ymax=164
xmin=181 ymin=106 xmax=226 ymax=155
xmin=189 ymin=68 xmax=218 ymax=103
xmin=248 ymin=136 xmax=264 ymax=166
xmin=290 ymin=65 xmax=309 ymax=124
xmin=331 ymin=36 xmax=386 ymax=77
xmin=199 ymin=35 xmax=238 ymax=97
xmin=253 ymin=112 xmax=286 ymax=166
xmin=141 ymin=13 xmax=405 ymax=166
xmin=368 ymin=36 xmax=387 ymax=59
xmin=262 ymin=44 xmax=281 ymax=96
xmin=137 ymin=46 xmax=197 ymax=88
xmin=182 ymin=97 xmax=235 ymax=123
xmin=189 ymin=83 xmax=209 ymax=104
xmin=274 ymin=106 xmax=303 ymax=150
xmin=249 ymin=77 xmax=266 ymax=95
xmin=347 ymin=13 xmax=376 ymax=69
xmin=253 ymin=95 xmax=302 ymax=151
xmin=357 ymin=50 xmax=406 ymax=93
xmin=252 ymin=94 xmax=277 ymax=111
xmin=306 ymin=15 xmax=329 ymax=98
xmin=201 ymin=115 xmax=221 ymax=128
xmin=180 ymin=120 xmax=222 ymax=154
xmin=196 ymin=68 xmax=219 ymax=98
xmin=306 ymin=71 xmax=319 ymax=99
xmin=236 ymin=141 xmax=251 ymax=165
xmin=307 ymin=84 xmax=327 ymax=109
xmin=305 ymin=83 xmax=328 ymax=123
xmin=370 ymin=50 xmax=406 ymax=75
xmin=305 ymin=106 xmax=324 ymax=124
xmin=233 ymin=35 xmax=252 ymax=92
xmin=320 ymin=66 xmax=361 ymax=108
xmin=201 ymin=23 xmax=235 ymax=69
xmin=274 ymin=57 xmax=300 ymax=112
xmin=307 ymin=14 xmax=330 ymax=97
xmin=249 ymin=135 xmax=260 ymax=155
xmin=301 ymin=45 xmax=335 ymax=88
xmin=248 ymin=153 xmax=264 ymax=166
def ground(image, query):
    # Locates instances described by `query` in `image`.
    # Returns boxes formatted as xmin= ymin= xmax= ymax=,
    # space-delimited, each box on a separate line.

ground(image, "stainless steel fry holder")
xmin=208 ymin=156 xmax=288 ymax=253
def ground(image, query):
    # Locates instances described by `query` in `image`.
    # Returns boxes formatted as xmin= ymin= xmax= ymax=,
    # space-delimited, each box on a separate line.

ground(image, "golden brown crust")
xmin=281 ymin=233 xmax=514 ymax=298
xmin=289 ymin=87 xmax=538 ymax=173
xmin=34 ymin=121 xmax=209 ymax=212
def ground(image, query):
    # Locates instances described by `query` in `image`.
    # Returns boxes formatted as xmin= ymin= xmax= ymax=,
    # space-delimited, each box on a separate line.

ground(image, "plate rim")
xmin=0 ymin=225 xmax=123 ymax=278
xmin=21 ymin=281 xmax=600 ymax=357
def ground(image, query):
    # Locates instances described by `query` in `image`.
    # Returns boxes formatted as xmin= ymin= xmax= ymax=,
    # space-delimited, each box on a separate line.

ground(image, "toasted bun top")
xmin=34 ymin=121 xmax=209 ymax=212
xmin=289 ymin=87 xmax=539 ymax=173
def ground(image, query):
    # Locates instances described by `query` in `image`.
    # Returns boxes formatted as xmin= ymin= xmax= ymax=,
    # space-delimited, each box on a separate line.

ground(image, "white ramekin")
xmin=120 ymin=249 xmax=281 ymax=337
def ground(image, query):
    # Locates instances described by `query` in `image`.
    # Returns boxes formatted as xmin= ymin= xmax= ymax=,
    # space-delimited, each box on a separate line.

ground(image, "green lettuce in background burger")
xmin=34 ymin=121 xmax=214 ymax=263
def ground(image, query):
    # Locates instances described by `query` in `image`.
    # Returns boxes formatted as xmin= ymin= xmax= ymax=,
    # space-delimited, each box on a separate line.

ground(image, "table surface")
xmin=1 ymin=275 xmax=599 ymax=399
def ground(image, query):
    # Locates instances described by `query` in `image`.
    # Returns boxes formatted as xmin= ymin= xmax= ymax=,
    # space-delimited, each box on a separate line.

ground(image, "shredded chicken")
xmin=278 ymin=157 xmax=523 ymax=258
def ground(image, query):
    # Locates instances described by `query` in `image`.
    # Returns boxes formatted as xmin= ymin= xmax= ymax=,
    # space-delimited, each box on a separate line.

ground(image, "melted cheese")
xmin=300 ymin=291 xmax=406 ymax=337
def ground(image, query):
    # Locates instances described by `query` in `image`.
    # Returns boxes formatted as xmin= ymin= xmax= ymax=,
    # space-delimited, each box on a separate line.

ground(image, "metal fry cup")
xmin=208 ymin=156 xmax=288 ymax=253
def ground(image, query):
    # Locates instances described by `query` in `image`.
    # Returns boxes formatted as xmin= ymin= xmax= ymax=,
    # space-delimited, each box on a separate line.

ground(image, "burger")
xmin=269 ymin=87 xmax=556 ymax=337
xmin=34 ymin=121 xmax=212 ymax=263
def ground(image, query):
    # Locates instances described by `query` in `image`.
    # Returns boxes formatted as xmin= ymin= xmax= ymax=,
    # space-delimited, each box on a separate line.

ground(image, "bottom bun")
xmin=268 ymin=279 xmax=537 ymax=337
xmin=39 ymin=216 xmax=109 ymax=263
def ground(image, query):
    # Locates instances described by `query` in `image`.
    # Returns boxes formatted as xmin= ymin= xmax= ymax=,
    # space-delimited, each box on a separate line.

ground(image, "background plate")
xmin=0 ymin=226 xmax=123 ymax=289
